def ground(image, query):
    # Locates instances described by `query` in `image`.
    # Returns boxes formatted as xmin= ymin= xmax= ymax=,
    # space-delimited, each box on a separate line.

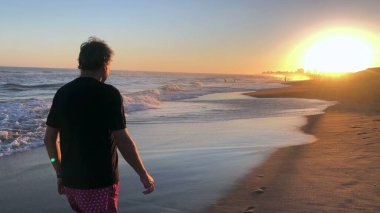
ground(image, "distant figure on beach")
xmin=44 ymin=37 xmax=155 ymax=212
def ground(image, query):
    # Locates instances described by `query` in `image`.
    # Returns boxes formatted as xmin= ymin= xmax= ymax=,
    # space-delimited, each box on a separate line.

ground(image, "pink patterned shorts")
xmin=64 ymin=183 xmax=119 ymax=213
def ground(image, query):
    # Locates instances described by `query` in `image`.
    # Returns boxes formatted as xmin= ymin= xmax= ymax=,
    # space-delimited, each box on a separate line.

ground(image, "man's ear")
xmin=104 ymin=62 xmax=111 ymax=71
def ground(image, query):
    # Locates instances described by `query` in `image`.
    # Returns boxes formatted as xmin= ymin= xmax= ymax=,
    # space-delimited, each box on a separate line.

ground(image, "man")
xmin=44 ymin=37 xmax=155 ymax=212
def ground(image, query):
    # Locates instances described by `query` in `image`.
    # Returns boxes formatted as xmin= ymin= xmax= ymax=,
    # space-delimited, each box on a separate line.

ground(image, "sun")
xmin=302 ymin=33 xmax=374 ymax=74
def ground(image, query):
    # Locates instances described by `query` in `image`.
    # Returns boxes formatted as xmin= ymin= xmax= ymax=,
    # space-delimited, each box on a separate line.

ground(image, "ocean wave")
xmin=190 ymin=81 xmax=203 ymax=88
xmin=123 ymin=89 xmax=161 ymax=112
xmin=161 ymin=84 xmax=185 ymax=91
xmin=0 ymin=72 xmax=285 ymax=157
xmin=122 ymin=83 xmax=209 ymax=113
xmin=1 ymin=83 xmax=64 ymax=91
xmin=0 ymin=99 xmax=49 ymax=157
xmin=121 ymin=81 xmax=287 ymax=113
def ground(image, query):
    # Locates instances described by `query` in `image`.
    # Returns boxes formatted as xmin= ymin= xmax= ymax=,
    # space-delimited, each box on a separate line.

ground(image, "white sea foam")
xmin=123 ymin=89 xmax=161 ymax=112
xmin=0 ymin=99 xmax=48 ymax=156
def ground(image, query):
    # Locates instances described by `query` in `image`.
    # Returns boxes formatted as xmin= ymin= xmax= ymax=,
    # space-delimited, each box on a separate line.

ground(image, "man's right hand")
xmin=140 ymin=173 xmax=155 ymax=195
xmin=113 ymin=129 xmax=155 ymax=195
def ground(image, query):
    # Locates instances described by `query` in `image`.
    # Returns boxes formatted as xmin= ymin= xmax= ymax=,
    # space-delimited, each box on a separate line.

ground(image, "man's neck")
xmin=80 ymin=70 xmax=103 ymax=82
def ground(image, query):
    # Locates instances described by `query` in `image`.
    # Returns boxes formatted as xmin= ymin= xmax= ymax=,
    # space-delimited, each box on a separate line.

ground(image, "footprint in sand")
xmin=365 ymin=142 xmax=375 ymax=145
xmin=357 ymin=132 xmax=368 ymax=135
xmin=341 ymin=180 xmax=358 ymax=186
xmin=253 ymin=187 xmax=267 ymax=194
xmin=243 ymin=206 xmax=255 ymax=213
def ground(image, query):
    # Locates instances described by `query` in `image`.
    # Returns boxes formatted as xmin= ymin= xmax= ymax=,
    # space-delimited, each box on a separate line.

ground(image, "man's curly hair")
xmin=78 ymin=37 xmax=113 ymax=71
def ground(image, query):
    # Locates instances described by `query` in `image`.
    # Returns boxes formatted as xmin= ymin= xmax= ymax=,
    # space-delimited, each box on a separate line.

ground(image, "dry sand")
xmin=209 ymin=68 xmax=380 ymax=213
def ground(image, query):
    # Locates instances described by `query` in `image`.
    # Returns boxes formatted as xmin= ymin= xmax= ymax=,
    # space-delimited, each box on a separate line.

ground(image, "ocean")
xmin=0 ymin=66 xmax=335 ymax=212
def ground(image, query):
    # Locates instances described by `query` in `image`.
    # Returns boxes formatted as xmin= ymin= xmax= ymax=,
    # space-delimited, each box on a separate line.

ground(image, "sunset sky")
xmin=1 ymin=0 xmax=380 ymax=74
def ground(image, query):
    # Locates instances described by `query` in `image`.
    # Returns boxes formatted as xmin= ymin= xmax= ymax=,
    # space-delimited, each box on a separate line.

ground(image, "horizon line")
xmin=0 ymin=65 xmax=264 ymax=76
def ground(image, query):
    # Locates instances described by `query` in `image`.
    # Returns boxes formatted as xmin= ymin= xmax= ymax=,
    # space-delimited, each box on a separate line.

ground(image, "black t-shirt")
xmin=46 ymin=77 xmax=126 ymax=189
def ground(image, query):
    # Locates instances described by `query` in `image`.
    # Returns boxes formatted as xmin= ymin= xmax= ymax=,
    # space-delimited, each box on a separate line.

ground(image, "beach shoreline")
xmin=208 ymin=70 xmax=380 ymax=212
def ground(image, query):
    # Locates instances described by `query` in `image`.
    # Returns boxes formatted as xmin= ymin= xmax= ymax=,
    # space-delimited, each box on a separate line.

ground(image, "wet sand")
xmin=209 ymin=68 xmax=380 ymax=212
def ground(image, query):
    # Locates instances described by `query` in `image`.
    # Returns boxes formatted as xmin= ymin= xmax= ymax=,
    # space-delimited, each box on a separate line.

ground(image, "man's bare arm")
xmin=44 ymin=126 xmax=64 ymax=195
xmin=44 ymin=126 xmax=61 ymax=176
xmin=112 ymin=128 xmax=155 ymax=195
